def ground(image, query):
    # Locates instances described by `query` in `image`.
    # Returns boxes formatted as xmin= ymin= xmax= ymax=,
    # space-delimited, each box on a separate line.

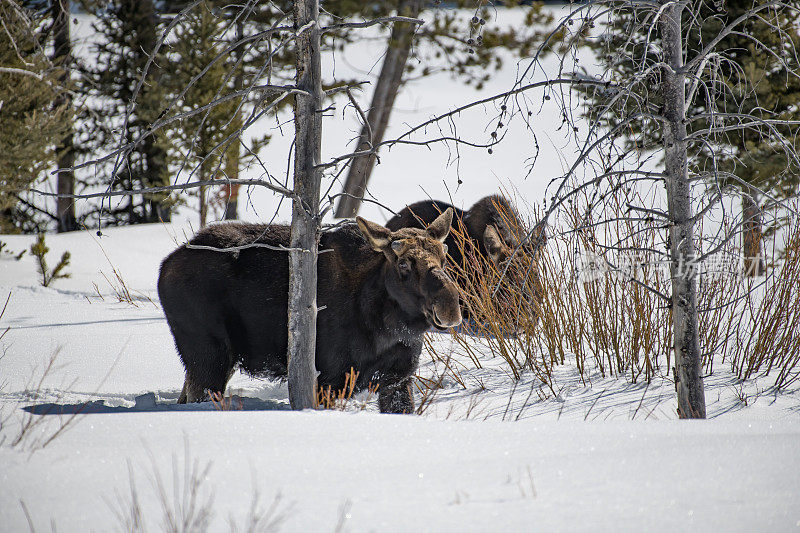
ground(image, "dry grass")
xmin=90 ymin=232 xmax=158 ymax=308
xmin=209 ymin=391 xmax=244 ymax=411
xmin=699 ymin=215 xmax=800 ymax=389
xmin=111 ymin=441 xmax=288 ymax=533
xmin=105 ymin=432 xmax=298 ymax=533
xmin=429 ymin=191 xmax=800 ymax=401
xmin=317 ymin=368 xmax=378 ymax=411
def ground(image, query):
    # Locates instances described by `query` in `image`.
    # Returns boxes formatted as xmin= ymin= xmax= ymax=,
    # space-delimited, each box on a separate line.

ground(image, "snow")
xmin=3 ymin=412 xmax=799 ymax=532
xmin=2 ymin=208 xmax=799 ymax=533
xmin=1 ymin=6 xmax=799 ymax=533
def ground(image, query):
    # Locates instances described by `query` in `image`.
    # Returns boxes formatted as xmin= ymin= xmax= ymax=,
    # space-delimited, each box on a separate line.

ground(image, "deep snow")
xmin=1 ymin=215 xmax=799 ymax=533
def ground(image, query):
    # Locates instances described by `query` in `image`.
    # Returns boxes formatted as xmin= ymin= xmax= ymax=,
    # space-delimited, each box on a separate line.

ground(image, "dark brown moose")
xmin=387 ymin=195 xmax=545 ymax=323
xmin=157 ymin=209 xmax=461 ymax=414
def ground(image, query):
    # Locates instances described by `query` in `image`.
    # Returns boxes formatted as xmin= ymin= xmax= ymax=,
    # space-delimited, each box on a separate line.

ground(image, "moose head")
xmin=357 ymin=208 xmax=462 ymax=330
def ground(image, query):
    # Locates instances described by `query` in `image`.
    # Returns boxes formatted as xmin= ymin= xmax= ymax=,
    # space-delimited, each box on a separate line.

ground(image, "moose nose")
xmin=426 ymin=268 xmax=461 ymax=328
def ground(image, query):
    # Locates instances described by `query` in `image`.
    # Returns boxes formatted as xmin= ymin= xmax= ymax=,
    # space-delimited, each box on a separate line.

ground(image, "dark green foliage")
xmin=82 ymin=0 xmax=173 ymax=225
xmin=0 ymin=1 xmax=72 ymax=233
xmin=165 ymin=1 xmax=268 ymax=226
xmin=411 ymin=1 xmax=555 ymax=90
xmin=577 ymin=0 xmax=800 ymax=196
xmin=29 ymin=234 xmax=70 ymax=287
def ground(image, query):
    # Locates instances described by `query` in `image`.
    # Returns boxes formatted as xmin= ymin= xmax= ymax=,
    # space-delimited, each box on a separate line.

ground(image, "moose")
xmin=158 ymin=209 xmax=461 ymax=414
xmin=387 ymin=195 xmax=546 ymax=323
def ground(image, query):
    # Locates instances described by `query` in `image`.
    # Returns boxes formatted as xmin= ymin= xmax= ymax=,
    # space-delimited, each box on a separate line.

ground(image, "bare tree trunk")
xmin=224 ymin=18 xmax=244 ymax=221
xmin=742 ymin=191 xmax=765 ymax=277
xmin=199 ymin=128 xmax=208 ymax=227
xmin=52 ymin=0 xmax=76 ymax=233
xmin=199 ymin=182 xmax=207 ymax=227
xmin=223 ymin=177 xmax=240 ymax=220
xmin=333 ymin=0 xmax=423 ymax=219
xmin=660 ymin=1 xmax=706 ymax=419
xmin=287 ymin=0 xmax=322 ymax=410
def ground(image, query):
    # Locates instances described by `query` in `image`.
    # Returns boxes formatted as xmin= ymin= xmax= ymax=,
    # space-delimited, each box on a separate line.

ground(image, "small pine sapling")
xmin=30 ymin=234 xmax=70 ymax=287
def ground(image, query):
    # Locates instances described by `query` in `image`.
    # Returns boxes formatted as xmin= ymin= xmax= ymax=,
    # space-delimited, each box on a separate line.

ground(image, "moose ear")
xmin=483 ymin=225 xmax=505 ymax=264
xmin=426 ymin=207 xmax=454 ymax=242
xmin=356 ymin=217 xmax=392 ymax=252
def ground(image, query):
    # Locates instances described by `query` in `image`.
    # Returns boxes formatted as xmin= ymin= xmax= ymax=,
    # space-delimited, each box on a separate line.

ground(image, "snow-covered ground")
xmin=2 ymin=212 xmax=799 ymax=532
xmin=2 ymin=6 xmax=800 ymax=532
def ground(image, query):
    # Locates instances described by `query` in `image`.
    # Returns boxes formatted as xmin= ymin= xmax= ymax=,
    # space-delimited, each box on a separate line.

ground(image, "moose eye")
xmin=398 ymin=259 xmax=412 ymax=275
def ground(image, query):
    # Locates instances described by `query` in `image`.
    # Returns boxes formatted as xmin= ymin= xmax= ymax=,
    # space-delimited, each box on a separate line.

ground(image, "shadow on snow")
xmin=21 ymin=391 xmax=290 ymax=415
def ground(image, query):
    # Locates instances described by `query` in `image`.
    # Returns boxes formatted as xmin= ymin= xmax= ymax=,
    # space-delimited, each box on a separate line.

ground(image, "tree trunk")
xmin=52 ymin=0 xmax=76 ymax=232
xmin=223 ymin=181 xmax=240 ymax=221
xmin=199 ymin=131 xmax=207 ymax=228
xmin=199 ymin=180 xmax=207 ymax=228
xmin=224 ymin=18 xmax=245 ymax=221
xmin=333 ymin=0 xmax=423 ymax=219
xmin=742 ymin=191 xmax=765 ymax=277
xmin=288 ymin=0 xmax=322 ymax=410
xmin=660 ymin=1 xmax=706 ymax=419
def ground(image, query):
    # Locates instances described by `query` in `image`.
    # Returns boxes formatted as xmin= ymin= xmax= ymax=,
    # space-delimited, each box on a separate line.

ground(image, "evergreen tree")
xmin=0 ymin=0 xmax=71 ymax=233
xmin=165 ymin=1 xmax=249 ymax=227
xmin=82 ymin=0 xmax=173 ymax=225
xmin=691 ymin=0 xmax=800 ymax=274
xmin=576 ymin=0 xmax=800 ymax=273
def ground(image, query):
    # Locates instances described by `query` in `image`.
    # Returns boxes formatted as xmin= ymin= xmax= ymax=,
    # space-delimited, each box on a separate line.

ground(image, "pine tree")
xmin=691 ymin=0 xmax=800 ymax=275
xmin=83 ymin=0 xmax=173 ymax=225
xmin=0 ymin=0 xmax=71 ymax=233
xmin=165 ymin=2 xmax=246 ymax=227
xmin=51 ymin=0 xmax=77 ymax=232
xmin=576 ymin=0 xmax=800 ymax=274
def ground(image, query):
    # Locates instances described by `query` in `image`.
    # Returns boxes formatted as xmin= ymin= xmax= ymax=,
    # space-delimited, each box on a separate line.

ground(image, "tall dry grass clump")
xmin=695 ymin=211 xmax=800 ymax=389
xmin=536 ymin=190 xmax=672 ymax=384
xmin=433 ymin=192 xmax=800 ymax=398
xmin=442 ymin=190 xmax=672 ymax=395
xmin=317 ymin=368 xmax=378 ymax=411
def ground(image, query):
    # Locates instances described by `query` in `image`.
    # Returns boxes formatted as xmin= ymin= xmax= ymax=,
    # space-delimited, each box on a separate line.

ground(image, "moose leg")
xmin=178 ymin=372 xmax=206 ymax=404
xmin=378 ymin=378 xmax=415 ymax=414
xmin=177 ymin=365 xmax=235 ymax=404
xmin=176 ymin=336 xmax=235 ymax=404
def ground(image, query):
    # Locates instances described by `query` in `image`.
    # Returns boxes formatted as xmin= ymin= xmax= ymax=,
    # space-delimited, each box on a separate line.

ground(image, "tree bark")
xmin=742 ymin=191 xmax=765 ymax=277
xmin=52 ymin=0 xmax=77 ymax=232
xmin=333 ymin=0 xmax=423 ymax=219
xmin=288 ymin=0 xmax=322 ymax=410
xmin=224 ymin=18 xmax=245 ymax=221
xmin=199 ymin=129 xmax=208 ymax=228
xmin=660 ymin=1 xmax=706 ymax=419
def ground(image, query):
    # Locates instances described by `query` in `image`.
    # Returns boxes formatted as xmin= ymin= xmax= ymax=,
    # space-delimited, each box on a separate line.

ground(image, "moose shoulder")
xmin=157 ymin=210 xmax=461 ymax=414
